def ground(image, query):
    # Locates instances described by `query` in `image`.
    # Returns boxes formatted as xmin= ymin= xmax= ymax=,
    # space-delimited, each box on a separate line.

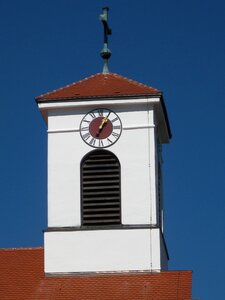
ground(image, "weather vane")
xmin=99 ymin=7 xmax=112 ymax=74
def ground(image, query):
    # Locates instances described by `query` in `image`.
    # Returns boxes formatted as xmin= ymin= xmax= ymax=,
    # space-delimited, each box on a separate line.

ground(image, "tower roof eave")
xmin=35 ymin=73 xmax=162 ymax=102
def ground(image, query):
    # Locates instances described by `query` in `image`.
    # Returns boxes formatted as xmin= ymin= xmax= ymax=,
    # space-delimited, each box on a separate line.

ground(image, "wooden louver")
xmin=81 ymin=150 xmax=121 ymax=226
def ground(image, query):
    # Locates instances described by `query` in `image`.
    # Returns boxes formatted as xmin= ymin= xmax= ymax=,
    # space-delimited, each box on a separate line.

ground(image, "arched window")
xmin=81 ymin=149 xmax=121 ymax=226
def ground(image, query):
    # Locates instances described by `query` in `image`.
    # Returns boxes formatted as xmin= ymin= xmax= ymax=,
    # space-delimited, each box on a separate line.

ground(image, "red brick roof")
xmin=0 ymin=248 xmax=192 ymax=300
xmin=36 ymin=73 xmax=161 ymax=101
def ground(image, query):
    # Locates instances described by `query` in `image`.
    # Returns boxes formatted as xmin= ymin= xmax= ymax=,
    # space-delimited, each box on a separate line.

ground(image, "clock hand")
xmin=99 ymin=117 xmax=107 ymax=130
xmin=98 ymin=112 xmax=111 ymax=130
xmin=96 ymin=118 xmax=107 ymax=137
xmin=105 ymin=111 xmax=111 ymax=119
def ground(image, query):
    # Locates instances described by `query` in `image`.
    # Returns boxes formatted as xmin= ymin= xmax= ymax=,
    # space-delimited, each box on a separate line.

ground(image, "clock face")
xmin=80 ymin=108 xmax=122 ymax=148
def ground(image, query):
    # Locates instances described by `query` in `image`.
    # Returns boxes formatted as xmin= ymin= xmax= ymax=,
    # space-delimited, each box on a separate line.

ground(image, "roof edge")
xmin=35 ymin=93 xmax=162 ymax=103
xmin=0 ymin=247 xmax=43 ymax=251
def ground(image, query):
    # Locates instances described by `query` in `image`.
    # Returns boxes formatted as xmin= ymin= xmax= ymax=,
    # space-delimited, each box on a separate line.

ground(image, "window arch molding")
xmin=80 ymin=149 xmax=121 ymax=227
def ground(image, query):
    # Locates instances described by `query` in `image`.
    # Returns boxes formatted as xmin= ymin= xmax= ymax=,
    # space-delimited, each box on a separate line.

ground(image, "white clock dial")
xmin=80 ymin=108 xmax=122 ymax=148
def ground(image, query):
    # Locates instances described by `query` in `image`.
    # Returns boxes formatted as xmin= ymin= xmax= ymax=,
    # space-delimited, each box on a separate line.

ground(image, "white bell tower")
xmin=36 ymin=72 xmax=171 ymax=275
xmin=36 ymin=7 xmax=171 ymax=275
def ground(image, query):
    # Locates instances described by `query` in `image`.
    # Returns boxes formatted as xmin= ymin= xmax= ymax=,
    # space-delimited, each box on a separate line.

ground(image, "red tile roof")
xmin=36 ymin=73 xmax=161 ymax=101
xmin=0 ymin=248 xmax=192 ymax=300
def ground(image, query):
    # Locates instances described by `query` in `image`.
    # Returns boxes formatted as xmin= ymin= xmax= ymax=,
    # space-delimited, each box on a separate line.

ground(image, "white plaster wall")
xmin=116 ymin=128 xmax=151 ymax=224
xmin=47 ymin=102 xmax=158 ymax=227
xmin=44 ymin=228 xmax=164 ymax=273
xmin=48 ymin=132 xmax=80 ymax=227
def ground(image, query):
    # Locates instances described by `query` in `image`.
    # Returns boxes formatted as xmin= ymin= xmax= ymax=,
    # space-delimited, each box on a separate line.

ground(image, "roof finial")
xmin=99 ymin=7 xmax=112 ymax=74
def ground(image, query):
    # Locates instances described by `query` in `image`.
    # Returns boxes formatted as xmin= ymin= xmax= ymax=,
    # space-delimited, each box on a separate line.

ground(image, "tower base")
xmin=44 ymin=227 xmax=168 ymax=274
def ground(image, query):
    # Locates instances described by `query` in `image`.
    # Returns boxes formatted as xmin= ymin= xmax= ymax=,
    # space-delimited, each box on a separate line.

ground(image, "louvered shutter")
xmin=81 ymin=150 xmax=121 ymax=226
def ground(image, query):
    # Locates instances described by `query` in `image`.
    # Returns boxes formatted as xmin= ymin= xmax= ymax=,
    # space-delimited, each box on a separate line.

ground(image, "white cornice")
xmin=38 ymin=97 xmax=160 ymax=111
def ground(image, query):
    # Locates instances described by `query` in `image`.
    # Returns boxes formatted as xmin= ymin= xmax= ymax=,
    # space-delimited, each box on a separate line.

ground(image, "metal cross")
xmin=99 ymin=7 xmax=112 ymax=73
xmin=100 ymin=7 xmax=112 ymax=44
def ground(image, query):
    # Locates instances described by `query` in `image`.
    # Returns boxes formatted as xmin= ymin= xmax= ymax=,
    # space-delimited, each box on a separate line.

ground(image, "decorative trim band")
xmin=45 ymin=269 xmax=161 ymax=277
xmin=47 ymin=124 xmax=155 ymax=134
xmin=44 ymin=224 xmax=159 ymax=232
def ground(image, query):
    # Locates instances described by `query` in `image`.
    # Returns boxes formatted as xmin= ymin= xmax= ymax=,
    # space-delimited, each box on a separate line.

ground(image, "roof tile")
xmin=36 ymin=73 xmax=161 ymax=101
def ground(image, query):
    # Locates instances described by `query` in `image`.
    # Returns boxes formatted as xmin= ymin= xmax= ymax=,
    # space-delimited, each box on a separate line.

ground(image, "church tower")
xmin=36 ymin=7 xmax=171 ymax=275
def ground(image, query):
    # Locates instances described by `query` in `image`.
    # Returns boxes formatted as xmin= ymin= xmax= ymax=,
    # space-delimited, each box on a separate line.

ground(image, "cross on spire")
xmin=99 ymin=7 xmax=112 ymax=74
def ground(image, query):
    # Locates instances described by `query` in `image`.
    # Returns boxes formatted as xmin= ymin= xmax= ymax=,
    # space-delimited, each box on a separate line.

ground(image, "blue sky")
xmin=0 ymin=0 xmax=225 ymax=299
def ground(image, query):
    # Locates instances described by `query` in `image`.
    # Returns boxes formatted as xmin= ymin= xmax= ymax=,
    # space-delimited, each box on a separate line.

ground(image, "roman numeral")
xmin=112 ymin=132 xmax=119 ymax=138
xmin=83 ymin=132 xmax=91 ymax=140
xmin=107 ymin=138 xmax=113 ymax=145
xmin=98 ymin=109 xmax=103 ymax=116
xmin=99 ymin=139 xmax=104 ymax=147
xmin=89 ymin=138 xmax=96 ymax=146
xmin=111 ymin=117 xmax=118 ymax=123
xmin=81 ymin=126 xmax=89 ymax=131
xmin=90 ymin=112 xmax=96 ymax=118
xmin=82 ymin=119 xmax=90 ymax=124
xmin=113 ymin=125 xmax=121 ymax=130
